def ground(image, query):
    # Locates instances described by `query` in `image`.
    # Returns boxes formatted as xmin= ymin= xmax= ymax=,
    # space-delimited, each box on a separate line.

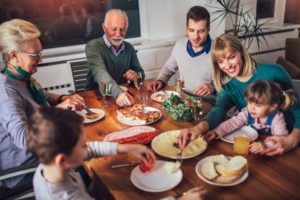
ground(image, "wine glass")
xmin=191 ymin=98 xmax=203 ymax=121
xmin=134 ymin=72 xmax=143 ymax=99
xmin=176 ymin=79 xmax=184 ymax=96
xmin=99 ymin=82 xmax=113 ymax=107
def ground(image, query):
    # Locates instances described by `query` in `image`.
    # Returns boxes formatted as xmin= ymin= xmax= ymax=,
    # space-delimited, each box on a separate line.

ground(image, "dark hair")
xmin=26 ymin=107 xmax=83 ymax=164
xmin=186 ymin=6 xmax=210 ymax=28
xmin=244 ymin=80 xmax=296 ymax=110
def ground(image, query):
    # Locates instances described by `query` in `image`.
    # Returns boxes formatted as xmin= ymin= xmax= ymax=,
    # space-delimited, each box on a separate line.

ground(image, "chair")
xmin=0 ymin=162 xmax=38 ymax=200
xmin=276 ymin=38 xmax=300 ymax=79
xmin=68 ymin=59 xmax=88 ymax=93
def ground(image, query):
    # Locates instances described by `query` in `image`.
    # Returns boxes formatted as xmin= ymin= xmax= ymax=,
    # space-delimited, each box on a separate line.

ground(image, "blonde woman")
xmin=178 ymin=34 xmax=300 ymax=156
xmin=0 ymin=19 xmax=85 ymax=189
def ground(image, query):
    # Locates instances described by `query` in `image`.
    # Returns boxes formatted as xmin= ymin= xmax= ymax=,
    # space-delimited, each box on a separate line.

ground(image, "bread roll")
xmin=201 ymin=162 xmax=218 ymax=180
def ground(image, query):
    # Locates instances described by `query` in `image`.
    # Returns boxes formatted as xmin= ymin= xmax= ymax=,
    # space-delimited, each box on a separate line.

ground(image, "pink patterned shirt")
xmin=213 ymin=108 xmax=289 ymax=138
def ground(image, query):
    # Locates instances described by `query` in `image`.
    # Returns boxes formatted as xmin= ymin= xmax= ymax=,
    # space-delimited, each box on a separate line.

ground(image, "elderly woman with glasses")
xmin=0 ymin=19 xmax=86 ymax=189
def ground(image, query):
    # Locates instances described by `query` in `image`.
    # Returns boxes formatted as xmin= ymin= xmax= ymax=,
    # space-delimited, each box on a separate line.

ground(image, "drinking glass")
xmin=134 ymin=72 xmax=143 ymax=99
xmin=233 ymin=135 xmax=250 ymax=155
xmin=176 ymin=79 xmax=184 ymax=95
xmin=191 ymin=98 xmax=203 ymax=121
xmin=99 ymin=82 xmax=113 ymax=107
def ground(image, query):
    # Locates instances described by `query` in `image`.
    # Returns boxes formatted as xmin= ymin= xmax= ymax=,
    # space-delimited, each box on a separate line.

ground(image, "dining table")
xmin=80 ymin=80 xmax=300 ymax=200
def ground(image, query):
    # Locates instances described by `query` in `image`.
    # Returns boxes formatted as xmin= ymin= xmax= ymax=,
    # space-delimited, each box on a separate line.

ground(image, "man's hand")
xmin=116 ymin=92 xmax=135 ymax=106
xmin=123 ymin=69 xmax=138 ymax=82
xmin=147 ymin=80 xmax=165 ymax=92
xmin=192 ymin=83 xmax=215 ymax=97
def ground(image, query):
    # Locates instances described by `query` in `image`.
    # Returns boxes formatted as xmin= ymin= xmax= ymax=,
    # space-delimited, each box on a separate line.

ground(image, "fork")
xmin=84 ymin=107 xmax=96 ymax=114
xmin=176 ymin=150 xmax=183 ymax=165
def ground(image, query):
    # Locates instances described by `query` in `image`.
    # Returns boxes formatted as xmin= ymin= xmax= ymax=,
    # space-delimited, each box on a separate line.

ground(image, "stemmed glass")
xmin=176 ymin=79 xmax=184 ymax=96
xmin=134 ymin=72 xmax=143 ymax=99
xmin=191 ymin=98 xmax=203 ymax=121
xmin=99 ymin=81 xmax=113 ymax=107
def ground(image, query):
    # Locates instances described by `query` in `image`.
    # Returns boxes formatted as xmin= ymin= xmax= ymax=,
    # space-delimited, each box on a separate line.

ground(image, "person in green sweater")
xmin=85 ymin=9 xmax=144 ymax=106
xmin=178 ymin=34 xmax=300 ymax=156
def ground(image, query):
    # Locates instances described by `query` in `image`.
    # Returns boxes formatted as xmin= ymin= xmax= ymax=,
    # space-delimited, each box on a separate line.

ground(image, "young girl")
xmin=206 ymin=80 xmax=296 ymax=154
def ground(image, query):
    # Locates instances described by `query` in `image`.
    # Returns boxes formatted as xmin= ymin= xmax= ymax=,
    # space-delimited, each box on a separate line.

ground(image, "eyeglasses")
xmin=20 ymin=51 xmax=42 ymax=59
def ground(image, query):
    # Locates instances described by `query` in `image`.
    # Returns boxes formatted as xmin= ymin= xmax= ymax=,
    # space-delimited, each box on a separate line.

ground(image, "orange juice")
xmin=127 ymin=153 xmax=140 ymax=162
xmin=233 ymin=135 xmax=250 ymax=155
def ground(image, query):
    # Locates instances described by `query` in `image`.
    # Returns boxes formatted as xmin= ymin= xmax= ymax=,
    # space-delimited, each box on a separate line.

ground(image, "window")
xmin=256 ymin=0 xmax=275 ymax=19
xmin=284 ymin=0 xmax=300 ymax=24
xmin=0 ymin=0 xmax=141 ymax=49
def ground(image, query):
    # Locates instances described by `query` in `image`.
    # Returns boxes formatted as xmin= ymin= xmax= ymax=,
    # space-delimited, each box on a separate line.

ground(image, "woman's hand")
xmin=56 ymin=94 xmax=85 ymax=111
xmin=178 ymin=186 xmax=206 ymax=200
xmin=178 ymin=121 xmax=209 ymax=149
xmin=249 ymin=142 xmax=265 ymax=154
xmin=117 ymin=144 xmax=156 ymax=163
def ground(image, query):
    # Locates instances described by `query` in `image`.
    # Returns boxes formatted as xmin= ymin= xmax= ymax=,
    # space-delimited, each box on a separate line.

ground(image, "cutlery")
xmin=111 ymin=162 xmax=140 ymax=169
xmin=84 ymin=107 xmax=96 ymax=115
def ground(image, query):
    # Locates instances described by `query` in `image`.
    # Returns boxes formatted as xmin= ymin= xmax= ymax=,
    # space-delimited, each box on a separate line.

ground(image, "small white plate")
xmin=117 ymin=106 xmax=161 ymax=126
xmin=195 ymin=156 xmax=249 ymax=187
xmin=220 ymin=126 xmax=258 ymax=144
xmin=77 ymin=108 xmax=105 ymax=124
xmin=130 ymin=160 xmax=182 ymax=192
xmin=151 ymin=130 xmax=207 ymax=159
xmin=151 ymin=91 xmax=179 ymax=102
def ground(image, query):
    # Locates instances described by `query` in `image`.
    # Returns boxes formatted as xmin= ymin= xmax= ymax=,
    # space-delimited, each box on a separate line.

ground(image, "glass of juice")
xmin=233 ymin=135 xmax=250 ymax=155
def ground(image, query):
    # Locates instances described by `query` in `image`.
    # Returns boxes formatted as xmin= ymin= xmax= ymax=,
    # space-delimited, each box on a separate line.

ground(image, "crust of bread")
xmin=201 ymin=162 xmax=218 ymax=180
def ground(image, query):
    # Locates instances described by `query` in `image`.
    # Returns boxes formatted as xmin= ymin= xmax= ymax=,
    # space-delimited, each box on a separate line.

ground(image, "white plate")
xmin=220 ymin=126 xmax=258 ymax=144
xmin=77 ymin=108 xmax=105 ymax=124
xmin=151 ymin=130 xmax=207 ymax=159
xmin=130 ymin=160 xmax=182 ymax=192
xmin=195 ymin=156 xmax=249 ymax=187
xmin=151 ymin=91 xmax=179 ymax=102
xmin=117 ymin=107 xmax=162 ymax=126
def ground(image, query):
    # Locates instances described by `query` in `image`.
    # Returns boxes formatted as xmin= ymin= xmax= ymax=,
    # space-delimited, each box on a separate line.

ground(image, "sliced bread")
xmin=215 ymin=156 xmax=247 ymax=177
xmin=201 ymin=162 xmax=218 ymax=180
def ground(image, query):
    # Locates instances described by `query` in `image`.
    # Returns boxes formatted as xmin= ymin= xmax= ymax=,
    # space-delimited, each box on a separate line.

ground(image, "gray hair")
xmin=104 ymin=9 xmax=128 ymax=28
xmin=0 ymin=19 xmax=40 ymax=63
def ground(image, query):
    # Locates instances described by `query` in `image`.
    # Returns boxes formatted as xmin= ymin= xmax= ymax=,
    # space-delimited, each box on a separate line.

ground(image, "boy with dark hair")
xmin=26 ymin=107 xmax=155 ymax=199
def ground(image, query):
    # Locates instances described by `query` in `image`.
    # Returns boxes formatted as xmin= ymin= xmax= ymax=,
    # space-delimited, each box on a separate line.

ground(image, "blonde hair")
xmin=211 ymin=34 xmax=256 ymax=92
xmin=0 ymin=19 xmax=41 ymax=64
xmin=104 ymin=9 xmax=128 ymax=28
xmin=244 ymin=80 xmax=297 ymax=111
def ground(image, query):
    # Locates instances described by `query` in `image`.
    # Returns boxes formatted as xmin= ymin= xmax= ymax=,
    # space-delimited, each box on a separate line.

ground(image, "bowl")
xmin=163 ymin=94 xmax=202 ymax=121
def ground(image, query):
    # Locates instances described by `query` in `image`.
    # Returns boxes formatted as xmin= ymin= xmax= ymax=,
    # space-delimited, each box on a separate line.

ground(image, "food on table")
xmin=200 ymin=155 xmax=248 ymax=184
xmin=152 ymin=130 xmax=207 ymax=158
xmin=163 ymin=94 xmax=202 ymax=121
xmin=117 ymin=104 xmax=160 ymax=123
xmin=154 ymin=93 xmax=166 ymax=101
xmin=85 ymin=112 xmax=99 ymax=119
xmin=139 ymin=158 xmax=155 ymax=173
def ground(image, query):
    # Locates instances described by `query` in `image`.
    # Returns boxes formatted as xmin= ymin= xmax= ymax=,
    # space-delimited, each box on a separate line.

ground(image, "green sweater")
xmin=85 ymin=37 xmax=144 ymax=98
xmin=204 ymin=64 xmax=300 ymax=131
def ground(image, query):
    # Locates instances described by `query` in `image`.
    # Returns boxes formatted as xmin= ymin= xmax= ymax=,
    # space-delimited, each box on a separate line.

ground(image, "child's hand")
xmin=118 ymin=144 xmax=156 ymax=163
xmin=250 ymin=142 xmax=266 ymax=154
xmin=178 ymin=186 xmax=206 ymax=200
xmin=203 ymin=131 xmax=217 ymax=142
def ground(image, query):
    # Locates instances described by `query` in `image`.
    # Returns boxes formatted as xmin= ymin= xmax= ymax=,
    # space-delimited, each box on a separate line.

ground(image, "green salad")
xmin=163 ymin=93 xmax=202 ymax=121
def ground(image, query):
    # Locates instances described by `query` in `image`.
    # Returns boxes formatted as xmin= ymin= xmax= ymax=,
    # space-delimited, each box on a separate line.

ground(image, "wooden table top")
xmin=80 ymin=82 xmax=300 ymax=200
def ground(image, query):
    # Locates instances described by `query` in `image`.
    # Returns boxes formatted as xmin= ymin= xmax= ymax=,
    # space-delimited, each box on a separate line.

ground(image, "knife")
xmin=111 ymin=162 xmax=140 ymax=169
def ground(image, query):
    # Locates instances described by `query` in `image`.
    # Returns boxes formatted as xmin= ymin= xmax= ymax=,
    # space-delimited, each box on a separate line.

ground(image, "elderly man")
xmin=85 ymin=9 xmax=144 ymax=106
xmin=148 ymin=6 xmax=215 ymax=99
